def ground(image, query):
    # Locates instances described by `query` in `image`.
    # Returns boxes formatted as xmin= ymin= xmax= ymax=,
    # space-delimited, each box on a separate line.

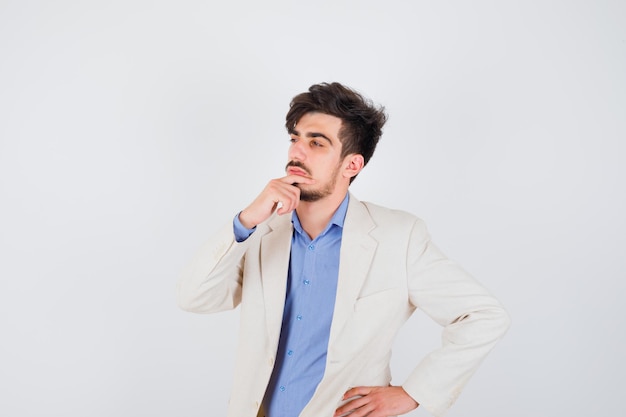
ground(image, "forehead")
xmin=293 ymin=112 xmax=343 ymax=137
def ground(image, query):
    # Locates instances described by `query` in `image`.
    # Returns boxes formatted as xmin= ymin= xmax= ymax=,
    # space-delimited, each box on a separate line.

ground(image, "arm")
xmin=176 ymin=221 xmax=249 ymax=313
xmin=335 ymin=218 xmax=510 ymax=417
xmin=402 ymin=219 xmax=511 ymax=416
xmin=177 ymin=174 xmax=314 ymax=313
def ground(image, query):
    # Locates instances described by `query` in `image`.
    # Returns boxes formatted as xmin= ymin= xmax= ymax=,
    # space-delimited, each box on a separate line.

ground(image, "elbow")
xmin=177 ymin=290 xmax=211 ymax=313
xmin=488 ymin=304 xmax=511 ymax=340
xmin=176 ymin=287 xmax=195 ymax=312
xmin=500 ymin=307 xmax=512 ymax=336
xmin=176 ymin=281 xmax=241 ymax=314
xmin=445 ymin=305 xmax=511 ymax=346
xmin=176 ymin=281 xmax=204 ymax=313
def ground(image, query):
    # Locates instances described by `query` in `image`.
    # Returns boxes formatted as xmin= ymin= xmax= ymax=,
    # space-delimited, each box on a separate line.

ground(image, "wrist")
xmin=238 ymin=210 xmax=257 ymax=229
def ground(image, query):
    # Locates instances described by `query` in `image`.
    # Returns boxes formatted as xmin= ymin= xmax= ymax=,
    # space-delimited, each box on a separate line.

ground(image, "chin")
xmin=299 ymin=189 xmax=327 ymax=202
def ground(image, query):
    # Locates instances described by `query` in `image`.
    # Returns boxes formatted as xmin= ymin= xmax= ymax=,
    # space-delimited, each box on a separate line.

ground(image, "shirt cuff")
xmin=233 ymin=212 xmax=256 ymax=242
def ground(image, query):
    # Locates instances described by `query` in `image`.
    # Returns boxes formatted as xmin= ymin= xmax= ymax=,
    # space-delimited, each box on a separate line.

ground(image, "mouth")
xmin=287 ymin=167 xmax=309 ymax=176
xmin=285 ymin=162 xmax=311 ymax=177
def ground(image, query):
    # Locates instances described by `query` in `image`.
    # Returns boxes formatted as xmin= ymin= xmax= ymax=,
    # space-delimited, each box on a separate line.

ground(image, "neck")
xmin=295 ymin=189 xmax=348 ymax=240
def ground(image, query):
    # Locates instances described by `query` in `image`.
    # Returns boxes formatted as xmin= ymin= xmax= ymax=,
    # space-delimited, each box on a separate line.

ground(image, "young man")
xmin=177 ymin=82 xmax=510 ymax=417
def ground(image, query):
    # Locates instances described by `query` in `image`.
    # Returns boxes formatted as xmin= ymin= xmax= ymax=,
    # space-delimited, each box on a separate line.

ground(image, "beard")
xmin=286 ymin=160 xmax=340 ymax=202
xmin=298 ymin=165 xmax=341 ymax=202
xmin=298 ymin=177 xmax=336 ymax=202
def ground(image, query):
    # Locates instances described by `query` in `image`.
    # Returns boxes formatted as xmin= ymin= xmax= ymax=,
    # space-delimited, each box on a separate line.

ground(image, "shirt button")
xmin=287 ymin=350 xmax=293 ymax=356
xmin=308 ymin=244 xmax=315 ymax=250
xmin=296 ymin=315 xmax=302 ymax=320
xmin=268 ymin=357 xmax=274 ymax=366
xmin=303 ymin=279 xmax=310 ymax=285
xmin=279 ymin=386 xmax=286 ymax=392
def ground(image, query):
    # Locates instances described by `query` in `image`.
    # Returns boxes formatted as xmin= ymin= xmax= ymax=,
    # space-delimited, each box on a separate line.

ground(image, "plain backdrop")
xmin=1 ymin=1 xmax=624 ymax=416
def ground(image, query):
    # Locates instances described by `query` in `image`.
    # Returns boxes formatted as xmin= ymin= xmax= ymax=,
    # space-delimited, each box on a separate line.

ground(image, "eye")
xmin=289 ymin=137 xmax=297 ymax=143
xmin=311 ymin=140 xmax=323 ymax=147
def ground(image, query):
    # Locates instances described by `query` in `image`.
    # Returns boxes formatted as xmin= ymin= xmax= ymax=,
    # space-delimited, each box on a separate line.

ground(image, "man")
xmin=177 ymin=82 xmax=510 ymax=417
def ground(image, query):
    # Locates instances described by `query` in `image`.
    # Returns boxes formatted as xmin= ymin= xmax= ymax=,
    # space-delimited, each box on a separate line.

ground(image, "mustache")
xmin=285 ymin=161 xmax=312 ymax=176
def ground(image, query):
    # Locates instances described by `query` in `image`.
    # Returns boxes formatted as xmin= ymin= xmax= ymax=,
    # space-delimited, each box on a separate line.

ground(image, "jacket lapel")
xmin=328 ymin=194 xmax=377 ymax=351
xmin=258 ymin=196 xmax=377 ymax=357
xmin=261 ymin=214 xmax=293 ymax=348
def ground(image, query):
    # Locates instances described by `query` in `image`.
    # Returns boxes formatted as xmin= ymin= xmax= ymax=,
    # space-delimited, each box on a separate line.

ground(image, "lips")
xmin=285 ymin=161 xmax=311 ymax=177
xmin=287 ymin=167 xmax=308 ymax=176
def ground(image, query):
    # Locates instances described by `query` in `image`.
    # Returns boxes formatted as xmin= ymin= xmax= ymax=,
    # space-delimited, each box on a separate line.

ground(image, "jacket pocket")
xmin=353 ymin=288 xmax=401 ymax=312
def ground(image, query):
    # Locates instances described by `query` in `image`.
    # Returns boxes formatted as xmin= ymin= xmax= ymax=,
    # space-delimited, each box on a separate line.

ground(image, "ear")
xmin=342 ymin=154 xmax=365 ymax=180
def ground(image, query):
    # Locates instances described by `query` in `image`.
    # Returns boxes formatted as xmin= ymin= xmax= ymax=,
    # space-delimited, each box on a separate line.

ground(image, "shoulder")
xmin=357 ymin=199 xmax=423 ymax=227
xmin=349 ymin=198 xmax=432 ymax=253
xmin=348 ymin=196 xmax=429 ymax=238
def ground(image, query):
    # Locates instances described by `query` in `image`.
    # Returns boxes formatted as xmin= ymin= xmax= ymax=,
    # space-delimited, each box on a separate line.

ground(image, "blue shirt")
xmin=234 ymin=194 xmax=349 ymax=417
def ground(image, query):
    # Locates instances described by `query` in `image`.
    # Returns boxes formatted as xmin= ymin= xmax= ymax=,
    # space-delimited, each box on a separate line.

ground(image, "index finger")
xmin=280 ymin=174 xmax=316 ymax=185
xmin=342 ymin=386 xmax=372 ymax=400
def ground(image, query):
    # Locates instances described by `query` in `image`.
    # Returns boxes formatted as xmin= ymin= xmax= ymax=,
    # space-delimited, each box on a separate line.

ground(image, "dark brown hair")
xmin=285 ymin=82 xmax=387 ymax=180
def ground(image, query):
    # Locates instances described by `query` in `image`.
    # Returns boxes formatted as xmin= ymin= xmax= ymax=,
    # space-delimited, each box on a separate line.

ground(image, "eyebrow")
xmin=290 ymin=129 xmax=334 ymax=145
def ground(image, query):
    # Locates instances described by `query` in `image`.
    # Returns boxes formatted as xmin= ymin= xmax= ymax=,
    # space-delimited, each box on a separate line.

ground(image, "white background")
xmin=1 ymin=1 xmax=624 ymax=416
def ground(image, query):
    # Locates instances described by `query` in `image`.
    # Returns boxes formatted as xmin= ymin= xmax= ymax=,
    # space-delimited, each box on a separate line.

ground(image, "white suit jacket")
xmin=177 ymin=194 xmax=510 ymax=417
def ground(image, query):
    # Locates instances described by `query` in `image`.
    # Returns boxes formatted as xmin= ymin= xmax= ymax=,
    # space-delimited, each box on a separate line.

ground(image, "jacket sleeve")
xmin=176 ymin=222 xmax=251 ymax=314
xmin=402 ymin=219 xmax=511 ymax=417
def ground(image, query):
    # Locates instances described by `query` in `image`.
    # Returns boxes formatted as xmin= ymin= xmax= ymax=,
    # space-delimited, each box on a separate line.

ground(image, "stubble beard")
xmin=297 ymin=164 xmax=340 ymax=202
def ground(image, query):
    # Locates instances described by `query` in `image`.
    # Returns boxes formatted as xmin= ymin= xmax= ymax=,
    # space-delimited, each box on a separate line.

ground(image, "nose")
xmin=288 ymin=139 xmax=306 ymax=161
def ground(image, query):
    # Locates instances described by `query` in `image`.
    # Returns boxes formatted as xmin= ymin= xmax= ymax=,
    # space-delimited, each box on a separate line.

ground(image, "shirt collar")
xmin=291 ymin=193 xmax=350 ymax=238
